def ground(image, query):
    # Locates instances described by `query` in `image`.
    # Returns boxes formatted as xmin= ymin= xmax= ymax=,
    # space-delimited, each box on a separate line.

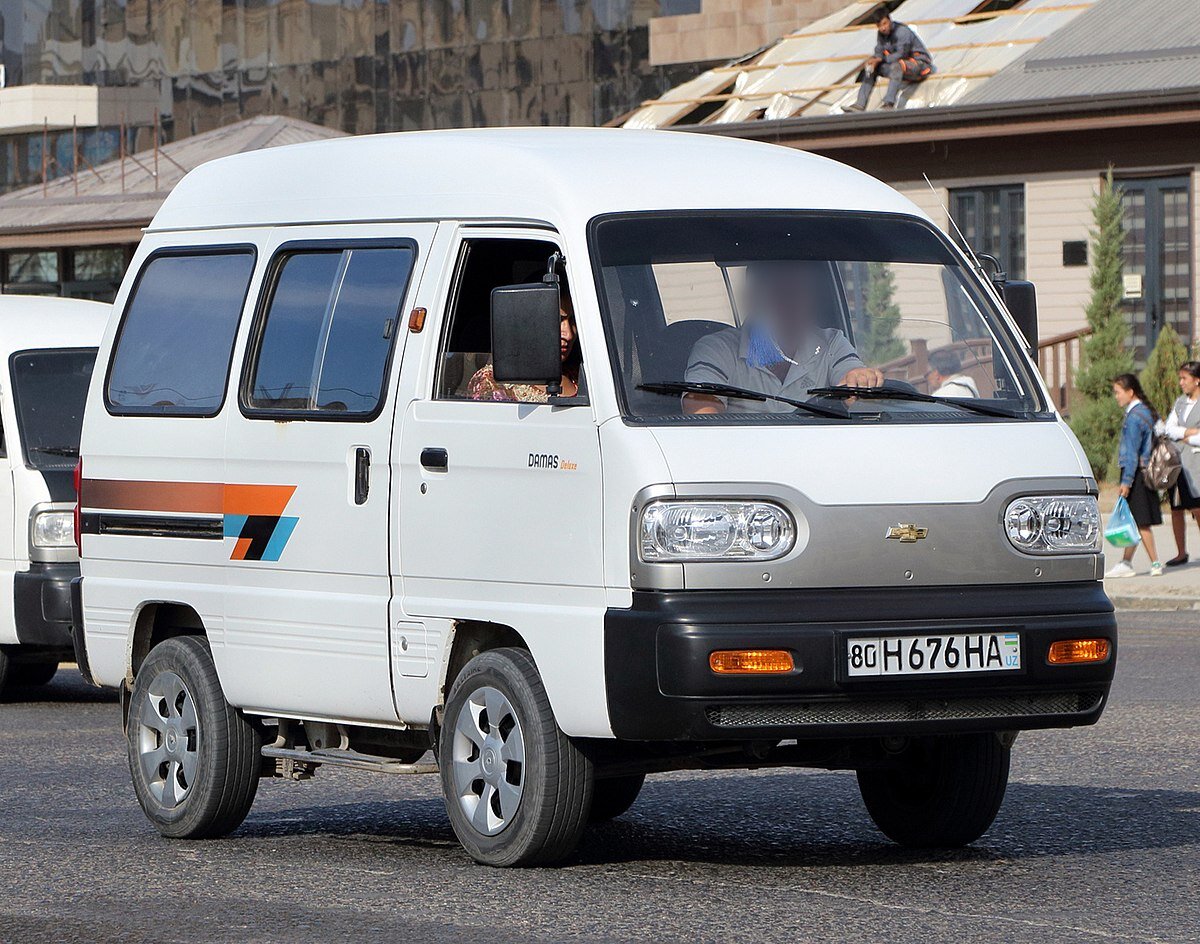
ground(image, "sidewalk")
xmin=1102 ymin=518 xmax=1200 ymax=611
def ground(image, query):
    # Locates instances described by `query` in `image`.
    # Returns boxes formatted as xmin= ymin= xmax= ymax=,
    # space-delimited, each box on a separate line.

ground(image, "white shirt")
xmin=1161 ymin=394 xmax=1200 ymax=446
xmin=932 ymin=374 xmax=980 ymax=399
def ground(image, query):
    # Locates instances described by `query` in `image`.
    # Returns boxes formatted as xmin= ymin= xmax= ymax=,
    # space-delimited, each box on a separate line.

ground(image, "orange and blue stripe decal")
xmin=221 ymin=484 xmax=299 ymax=562
xmin=82 ymin=479 xmax=299 ymax=562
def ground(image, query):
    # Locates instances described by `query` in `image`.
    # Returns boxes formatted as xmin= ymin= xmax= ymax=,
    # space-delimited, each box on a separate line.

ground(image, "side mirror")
xmin=1002 ymin=279 xmax=1038 ymax=357
xmin=490 ymin=282 xmax=562 ymax=393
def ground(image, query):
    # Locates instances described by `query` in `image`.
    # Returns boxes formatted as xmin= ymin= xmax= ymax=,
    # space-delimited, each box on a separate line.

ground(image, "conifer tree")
xmin=1070 ymin=170 xmax=1133 ymax=479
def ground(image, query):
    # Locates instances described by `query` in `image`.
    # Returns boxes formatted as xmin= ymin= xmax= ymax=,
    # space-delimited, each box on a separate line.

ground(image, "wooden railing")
xmin=1037 ymin=327 xmax=1091 ymax=415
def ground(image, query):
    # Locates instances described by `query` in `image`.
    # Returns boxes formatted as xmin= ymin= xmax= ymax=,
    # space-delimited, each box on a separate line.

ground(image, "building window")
xmin=950 ymin=185 xmax=1026 ymax=280
xmin=5 ymin=250 xmax=61 ymax=293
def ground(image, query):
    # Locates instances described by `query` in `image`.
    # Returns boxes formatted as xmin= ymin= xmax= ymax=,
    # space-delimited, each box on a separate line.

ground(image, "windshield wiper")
xmin=31 ymin=445 xmax=80 ymax=457
xmin=638 ymin=381 xmax=851 ymax=419
xmin=805 ymin=386 xmax=1022 ymax=419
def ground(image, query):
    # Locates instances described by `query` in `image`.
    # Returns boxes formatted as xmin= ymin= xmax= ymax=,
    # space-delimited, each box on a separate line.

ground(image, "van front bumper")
xmin=604 ymin=582 xmax=1116 ymax=742
xmin=13 ymin=561 xmax=80 ymax=652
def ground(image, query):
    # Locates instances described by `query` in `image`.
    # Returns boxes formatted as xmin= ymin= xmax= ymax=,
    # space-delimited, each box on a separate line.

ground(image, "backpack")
xmin=1145 ymin=435 xmax=1182 ymax=491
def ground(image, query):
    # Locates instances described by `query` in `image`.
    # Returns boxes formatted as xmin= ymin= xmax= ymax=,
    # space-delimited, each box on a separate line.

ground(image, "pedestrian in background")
xmin=1160 ymin=360 xmax=1200 ymax=566
xmin=1107 ymin=373 xmax=1163 ymax=578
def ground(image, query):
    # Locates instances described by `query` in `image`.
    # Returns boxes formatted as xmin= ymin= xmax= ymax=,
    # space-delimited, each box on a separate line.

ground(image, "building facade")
xmin=0 ymin=0 xmax=712 ymax=158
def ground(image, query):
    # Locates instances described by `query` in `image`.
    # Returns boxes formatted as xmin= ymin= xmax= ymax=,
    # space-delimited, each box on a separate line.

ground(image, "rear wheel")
xmin=0 ymin=649 xmax=59 ymax=698
xmin=589 ymin=774 xmax=645 ymax=822
xmin=857 ymin=733 xmax=1010 ymax=848
xmin=128 ymin=635 xmax=261 ymax=839
xmin=440 ymin=647 xmax=593 ymax=866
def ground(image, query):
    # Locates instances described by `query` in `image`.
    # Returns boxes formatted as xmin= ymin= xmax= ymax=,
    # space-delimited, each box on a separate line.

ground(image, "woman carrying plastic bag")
xmin=1105 ymin=374 xmax=1163 ymax=578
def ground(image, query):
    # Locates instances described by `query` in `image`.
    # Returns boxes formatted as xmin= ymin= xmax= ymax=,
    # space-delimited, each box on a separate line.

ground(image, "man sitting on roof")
xmin=846 ymin=12 xmax=934 ymax=112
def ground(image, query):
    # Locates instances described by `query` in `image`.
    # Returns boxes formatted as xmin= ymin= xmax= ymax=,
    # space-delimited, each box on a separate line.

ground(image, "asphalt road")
xmin=1 ymin=611 xmax=1196 ymax=944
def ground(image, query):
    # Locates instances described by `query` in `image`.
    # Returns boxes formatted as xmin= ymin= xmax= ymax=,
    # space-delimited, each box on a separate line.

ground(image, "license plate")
xmin=846 ymin=632 xmax=1021 ymax=677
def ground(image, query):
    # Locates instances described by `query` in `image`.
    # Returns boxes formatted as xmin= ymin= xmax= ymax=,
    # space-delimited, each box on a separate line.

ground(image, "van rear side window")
xmin=244 ymin=245 xmax=415 ymax=418
xmin=106 ymin=250 xmax=255 ymax=416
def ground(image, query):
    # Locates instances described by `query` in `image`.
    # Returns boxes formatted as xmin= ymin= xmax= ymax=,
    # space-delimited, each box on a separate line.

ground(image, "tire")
xmin=857 ymin=733 xmax=1010 ymax=848
xmin=440 ymin=647 xmax=593 ymax=866
xmin=0 ymin=649 xmax=57 ymax=698
xmin=589 ymin=774 xmax=645 ymax=822
xmin=11 ymin=661 xmax=58 ymax=688
xmin=127 ymin=635 xmax=262 ymax=839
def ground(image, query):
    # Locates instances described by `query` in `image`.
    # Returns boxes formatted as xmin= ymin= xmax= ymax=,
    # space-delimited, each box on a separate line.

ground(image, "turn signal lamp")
xmin=709 ymin=649 xmax=795 ymax=675
xmin=1047 ymin=638 xmax=1111 ymax=665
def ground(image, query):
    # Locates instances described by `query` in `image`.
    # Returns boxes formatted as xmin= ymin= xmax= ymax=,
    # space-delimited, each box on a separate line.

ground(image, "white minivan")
xmin=76 ymin=129 xmax=1116 ymax=865
xmin=0 ymin=296 xmax=106 ymax=697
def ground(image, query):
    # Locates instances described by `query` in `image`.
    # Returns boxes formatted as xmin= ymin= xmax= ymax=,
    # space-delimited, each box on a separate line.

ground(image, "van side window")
xmin=106 ymin=250 xmax=255 ymax=416
xmin=436 ymin=238 xmax=573 ymax=401
xmin=246 ymin=245 xmax=415 ymax=418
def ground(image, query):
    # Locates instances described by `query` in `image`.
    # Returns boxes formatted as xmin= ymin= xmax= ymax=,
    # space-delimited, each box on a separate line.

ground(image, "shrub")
xmin=1142 ymin=324 xmax=1189 ymax=419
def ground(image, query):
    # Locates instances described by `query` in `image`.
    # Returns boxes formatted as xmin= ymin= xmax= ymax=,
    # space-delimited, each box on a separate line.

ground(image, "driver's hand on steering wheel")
xmin=837 ymin=366 xmax=885 ymax=388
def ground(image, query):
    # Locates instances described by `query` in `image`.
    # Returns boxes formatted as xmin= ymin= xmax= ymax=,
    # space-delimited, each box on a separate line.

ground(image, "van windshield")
xmin=9 ymin=348 xmax=97 ymax=470
xmin=591 ymin=213 xmax=1046 ymax=423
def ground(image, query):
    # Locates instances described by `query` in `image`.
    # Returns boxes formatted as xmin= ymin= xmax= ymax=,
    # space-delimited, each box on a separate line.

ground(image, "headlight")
xmin=32 ymin=510 xmax=75 ymax=549
xmin=640 ymin=501 xmax=795 ymax=562
xmin=1003 ymin=495 xmax=1100 ymax=554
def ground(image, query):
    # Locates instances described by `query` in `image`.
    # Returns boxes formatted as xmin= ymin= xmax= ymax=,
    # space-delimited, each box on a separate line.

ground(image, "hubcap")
xmin=137 ymin=670 xmax=200 ymax=810
xmin=451 ymin=685 xmax=525 ymax=837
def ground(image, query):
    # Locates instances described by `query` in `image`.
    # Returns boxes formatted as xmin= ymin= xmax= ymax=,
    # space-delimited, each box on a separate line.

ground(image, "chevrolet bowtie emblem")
xmin=886 ymin=523 xmax=929 ymax=543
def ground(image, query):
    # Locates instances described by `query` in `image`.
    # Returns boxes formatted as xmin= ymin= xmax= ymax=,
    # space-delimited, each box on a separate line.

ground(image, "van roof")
xmin=149 ymin=127 xmax=927 ymax=234
xmin=0 ymin=296 xmax=108 ymax=356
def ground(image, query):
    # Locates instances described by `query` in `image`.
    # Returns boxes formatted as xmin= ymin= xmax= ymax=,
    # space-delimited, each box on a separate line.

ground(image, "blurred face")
xmin=1180 ymin=369 xmax=1200 ymax=397
xmin=560 ymin=308 xmax=576 ymax=364
xmin=1112 ymin=382 xmax=1134 ymax=408
xmin=744 ymin=263 xmax=823 ymax=354
xmin=878 ymin=15 xmax=892 ymax=36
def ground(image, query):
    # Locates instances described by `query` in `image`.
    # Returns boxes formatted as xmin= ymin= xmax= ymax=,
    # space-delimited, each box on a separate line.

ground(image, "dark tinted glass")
xmin=107 ymin=252 xmax=254 ymax=415
xmin=10 ymin=348 xmax=97 ymax=469
xmin=249 ymin=247 xmax=414 ymax=417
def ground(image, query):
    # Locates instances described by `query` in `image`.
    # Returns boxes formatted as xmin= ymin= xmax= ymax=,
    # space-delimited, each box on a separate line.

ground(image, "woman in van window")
xmin=1106 ymin=373 xmax=1163 ymax=579
xmin=468 ymin=289 xmax=581 ymax=402
xmin=1159 ymin=360 xmax=1200 ymax=567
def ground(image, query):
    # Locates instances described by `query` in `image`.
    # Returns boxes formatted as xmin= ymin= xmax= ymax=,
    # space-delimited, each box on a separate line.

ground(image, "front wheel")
xmin=440 ymin=647 xmax=593 ymax=866
xmin=857 ymin=733 xmax=1010 ymax=848
xmin=128 ymin=635 xmax=262 ymax=839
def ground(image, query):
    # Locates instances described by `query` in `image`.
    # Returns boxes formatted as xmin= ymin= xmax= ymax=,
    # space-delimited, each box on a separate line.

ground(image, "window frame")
xmin=103 ymin=244 xmax=258 ymax=419
xmin=433 ymin=233 xmax=583 ymax=405
xmin=586 ymin=208 xmax=1051 ymax=426
xmin=949 ymin=184 xmax=1026 ymax=281
xmin=239 ymin=237 xmax=419 ymax=424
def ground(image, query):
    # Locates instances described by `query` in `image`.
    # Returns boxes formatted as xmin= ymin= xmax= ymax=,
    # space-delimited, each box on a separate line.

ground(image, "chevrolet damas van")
xmin=75 ymin=129 xmax=1116 ymax=865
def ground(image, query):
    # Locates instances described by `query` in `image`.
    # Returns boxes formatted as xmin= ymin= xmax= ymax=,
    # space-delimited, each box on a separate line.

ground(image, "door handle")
xmin=354 ymin=447 xmax=370 ymax=505
xmin=420 ymin=447 xmax=449 ymax=472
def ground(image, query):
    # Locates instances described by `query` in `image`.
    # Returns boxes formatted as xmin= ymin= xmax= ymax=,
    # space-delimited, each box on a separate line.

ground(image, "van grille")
xmin=704 ymin=692 xmax=1103 ymax=728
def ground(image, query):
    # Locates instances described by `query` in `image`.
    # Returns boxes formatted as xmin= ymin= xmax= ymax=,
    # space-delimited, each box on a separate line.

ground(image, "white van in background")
xmin=76 ymin=129 xmax=1115 ymax=866
xmin=0 ymin=296 xmax=106 ymax=697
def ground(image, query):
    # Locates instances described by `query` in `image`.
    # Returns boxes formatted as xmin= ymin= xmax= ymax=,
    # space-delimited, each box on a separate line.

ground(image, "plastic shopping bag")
xmin=1104 ymin=497 xmax=1141 ymax=547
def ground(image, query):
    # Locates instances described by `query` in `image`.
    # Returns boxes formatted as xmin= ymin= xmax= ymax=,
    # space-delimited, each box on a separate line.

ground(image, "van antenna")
xmin=924 ymin=173 xmax=984 ymax=273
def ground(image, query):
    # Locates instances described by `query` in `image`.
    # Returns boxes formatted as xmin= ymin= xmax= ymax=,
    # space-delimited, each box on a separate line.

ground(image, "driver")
xmin=683 ymin=261 xmax=883 ymax=414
